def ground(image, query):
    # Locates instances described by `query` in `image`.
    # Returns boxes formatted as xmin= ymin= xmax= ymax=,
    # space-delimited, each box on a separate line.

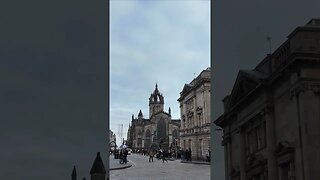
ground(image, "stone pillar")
xmin=297 ymin=86 xmax=320 ymax=180
xmin=262 ymin=105 xmax=278 ymax=180
xmin=224 ymin=144 xmax=229 ymax=180
xmin=239 ymin=128 xmax=246 ymax=180
xmin=223 ymin=132 xmax=232 ymax=180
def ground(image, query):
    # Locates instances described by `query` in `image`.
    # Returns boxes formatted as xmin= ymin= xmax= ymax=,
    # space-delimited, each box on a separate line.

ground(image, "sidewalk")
xmin=180 ymin=159 xmax=210 ymax=165
xmin=109 ymin=155 xmax=134 ymax=171
xmin=167 ymin=157 xmax=210 ymax=165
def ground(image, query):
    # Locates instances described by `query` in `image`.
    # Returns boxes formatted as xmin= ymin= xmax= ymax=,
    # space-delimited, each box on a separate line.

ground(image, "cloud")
xmin=110 ymin=0 xmax=210 ymax=140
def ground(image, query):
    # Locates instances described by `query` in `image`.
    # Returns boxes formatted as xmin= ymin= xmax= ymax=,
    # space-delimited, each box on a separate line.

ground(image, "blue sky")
xmin=110 ymin=0 xmax=210 ymax=143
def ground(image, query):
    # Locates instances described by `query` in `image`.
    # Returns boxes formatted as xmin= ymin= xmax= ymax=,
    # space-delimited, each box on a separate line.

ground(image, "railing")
xmin=272 ymin=40 xmax=291 ymax=71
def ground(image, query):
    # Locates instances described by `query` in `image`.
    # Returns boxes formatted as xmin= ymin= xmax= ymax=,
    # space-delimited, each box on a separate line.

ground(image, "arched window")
xmin=172 ymin=129 xmax=178 ymax=142
xmin=157 ymin=118 xmax=167 ymax=148
xmin=145 ymin=129 xmax=151 ymax=148
xmin=157 ymin=118 xmax=166 ymax=140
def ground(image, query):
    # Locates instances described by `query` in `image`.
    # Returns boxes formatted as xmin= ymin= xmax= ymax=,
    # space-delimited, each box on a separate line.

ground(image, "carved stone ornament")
xmin=187 ymin=110 xmax=194 ymax=117
xmin=290 ymin=81 xmax=320 ymax=98
xmin=276 ymin=141 xmax=294 ymax=165
xmin=230 ymin=166 xmax=240 ymax=178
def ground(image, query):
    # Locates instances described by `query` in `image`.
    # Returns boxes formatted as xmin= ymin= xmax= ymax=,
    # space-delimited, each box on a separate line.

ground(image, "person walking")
xmin=119 ymin=149 xmax=124 ymax=164
xmin=161 ymin=149 xmax=168 ymax=163
xmin=181 ymin=149 xmax=185 ymax=161
xmin=149 ymin=150 xmax=154 ymax=162
xmin=185 ymin=149 xmax=189 ymax=161
xmin=123 ymin=148 xmax=128 ymax=164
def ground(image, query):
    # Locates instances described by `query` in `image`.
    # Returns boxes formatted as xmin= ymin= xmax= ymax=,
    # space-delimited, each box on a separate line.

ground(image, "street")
xmin=110 ymin=153 xmax=210 ymax=180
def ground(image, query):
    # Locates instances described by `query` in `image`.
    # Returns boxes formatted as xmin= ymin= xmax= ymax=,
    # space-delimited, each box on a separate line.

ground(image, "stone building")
xmin=127 ymin=84 xmax=180 ymax=151
xmin=178 ymin=67 xmax=211 ymax=161
xmin=109 ymin=130 xmax=116 ymax=150
xmin=109 ymin=130 xmax=116 ymax=144
xmin=214 ymin=19 xmax=320 ymax=180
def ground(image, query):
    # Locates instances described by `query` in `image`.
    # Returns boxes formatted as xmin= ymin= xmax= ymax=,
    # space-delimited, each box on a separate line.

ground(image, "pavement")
xmin=109 ymin=155 xmax=134 ymax=171
xmin=167 ymin=157 xmax=210 ymax=165
xmin=110 ymin=153 xmax=210 ymax=180
xmin=180 ymin=160 xmax=210 ymax=165
xmin=109 ymin=154 xmax=209 ymax=171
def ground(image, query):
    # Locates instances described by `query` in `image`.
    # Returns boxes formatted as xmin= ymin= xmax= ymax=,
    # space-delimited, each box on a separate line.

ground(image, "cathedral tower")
xmin=149 ymin=83 xmax=164 ymax=118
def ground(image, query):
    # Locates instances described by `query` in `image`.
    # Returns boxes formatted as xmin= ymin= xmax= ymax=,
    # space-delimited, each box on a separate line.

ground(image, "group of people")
xmin=181 ymin=148 xmax=192 ymax=161
xmin=148 ymin=149 xmax=168 ymax=163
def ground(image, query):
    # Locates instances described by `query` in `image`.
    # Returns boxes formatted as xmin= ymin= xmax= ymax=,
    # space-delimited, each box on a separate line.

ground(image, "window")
xmin=279 ymin=163 xmax=290 ymax=180
xmin=246 ymin=121 xmax=266 ymax=155
xmin=199 ymin=139 xmax=203 ymax=156
xmin=172 ymin=129 xmax=178 ymax=144
xmin=186 ymin=99 xmax=194 ymax=111
xmin=138 ymin=138 xmax=142 ymax=147
xmin=145 ymin=129 xmax=151 ymax=148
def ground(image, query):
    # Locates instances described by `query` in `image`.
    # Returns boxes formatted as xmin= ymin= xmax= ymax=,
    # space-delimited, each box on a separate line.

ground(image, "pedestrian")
xmin=181 ymin=149 xmax=184 ymax=161
xmin=189 ymin=148 xmax=192 ymax=162
xmin=161 ymin=149 xmax=168 ymax=163
xmin=185 ymin=149 xmax=189 ymax=161
xmin=119 ymin=149 xmax=124 ymax=164
xmin=123 ymin=148 xmax=128 ymax=164
xmin=149 ymin=150 xmax=154 ymax=162
xmin=156 ymin=150 xmax=160 ymax=160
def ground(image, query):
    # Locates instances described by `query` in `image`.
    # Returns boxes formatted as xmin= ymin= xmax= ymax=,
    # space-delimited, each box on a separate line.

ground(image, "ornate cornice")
xmin=259 ymin=103 xmax=274 ymax=116
xmin=290 ymin=81 xmax=320 ymax=98
xmin=276 ymin=141 xmax=295 ymax=165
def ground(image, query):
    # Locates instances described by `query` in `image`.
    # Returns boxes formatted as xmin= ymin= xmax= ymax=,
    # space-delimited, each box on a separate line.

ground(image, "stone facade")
xmin=127 ymin=84 xmax=180 ymax=151
xmin=214 ymin=19 xmax=320 ymax=180
xmin=109 ymin=130 xmax=116 ymax=150
xmin=109 ymin=130 xmax=116 ymax=144
xmin=178 ymin=68 xmax=211 ymax=161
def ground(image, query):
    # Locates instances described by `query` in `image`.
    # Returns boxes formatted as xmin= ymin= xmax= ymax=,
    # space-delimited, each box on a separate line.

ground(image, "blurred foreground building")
xmin=178 ymin=67 xmax=211 ymax=161
xmin=214 ymin=19 xmax=320 ymax=180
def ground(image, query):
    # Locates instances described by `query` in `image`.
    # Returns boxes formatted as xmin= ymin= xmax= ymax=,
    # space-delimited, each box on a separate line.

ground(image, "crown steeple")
xmin=149 ymin=84 xmax=164 ymax=117
xmin=149 ymin=83 xmax=164 ymax=104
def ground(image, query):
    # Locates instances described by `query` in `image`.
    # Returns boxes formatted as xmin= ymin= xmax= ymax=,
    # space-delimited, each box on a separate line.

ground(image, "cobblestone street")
xmin=110 ymin=154 xmax=210 ymax=180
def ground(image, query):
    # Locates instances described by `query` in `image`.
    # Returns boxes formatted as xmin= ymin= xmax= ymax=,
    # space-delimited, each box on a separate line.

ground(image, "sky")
xmin=110 ymin=0 xmax=210 ymax=144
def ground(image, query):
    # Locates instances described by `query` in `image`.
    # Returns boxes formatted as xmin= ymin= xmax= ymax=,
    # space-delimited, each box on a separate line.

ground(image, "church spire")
xmin=72 ymin=165 xmax=77 ymax=180
xmin=138 ymin=109 xmax=143 ymax=119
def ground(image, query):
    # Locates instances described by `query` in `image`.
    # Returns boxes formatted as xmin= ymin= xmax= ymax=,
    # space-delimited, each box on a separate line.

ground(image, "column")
xmin=262 ymin=105 xmax=278 ymax=180
xmin=297 ymin=87 xmax=320 ymax=180
xmin=239 ymin=128 xmax=247 ymax=180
